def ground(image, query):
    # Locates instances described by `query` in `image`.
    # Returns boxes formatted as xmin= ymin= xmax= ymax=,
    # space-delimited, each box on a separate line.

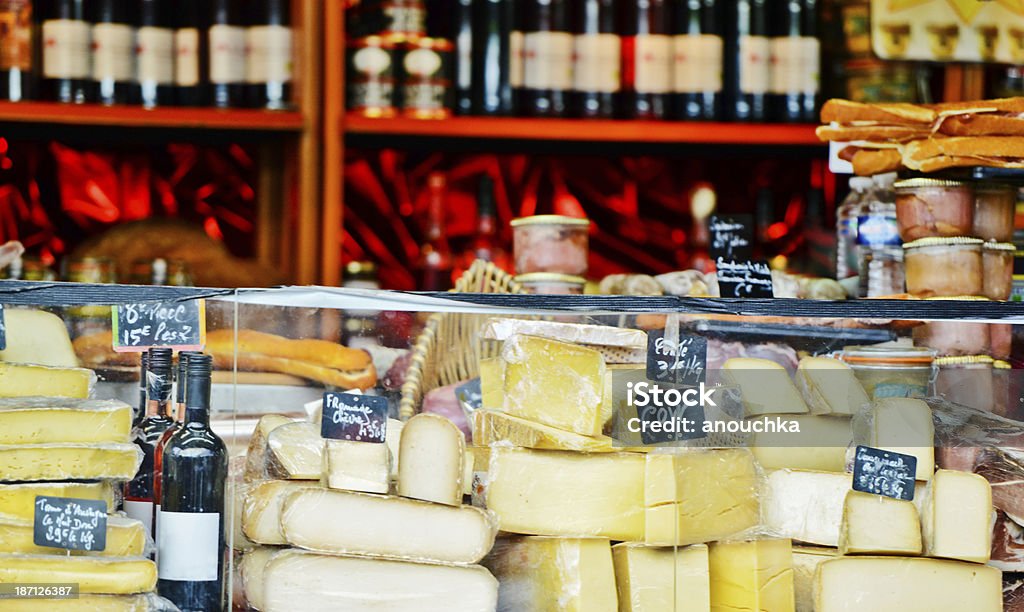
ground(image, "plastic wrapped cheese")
xmin=481 ymin=317 xmax=648 ymax=349
xmin=242 ymin=480 xmax=321 ymax=545
xmin=240 ymin=546 xmax=282 ymax=611
xmin=324 ymin=438 xmax=389 ymax=494
xmin=763 ymin=469 xmax=851 ymax=547
xmin=244 ymin=415 xmax=295 ymax=482
xmin=0 ymin=362 xmax=95 ymax=399
xmin=721 ymin=358 xmax=808 ymax=416
xmin=0 ymin=443 xmax=142 ymax=481
xmin=611 ymin=543 xmax=710 ymax=612
xmin=472 ymin=409 xmax=614 ymax=453
xmin=917 ymin=469 xmax=993 ymax=563
xmin=0 ymin=482 xmax=116 ymax=520
xmin=708 ymin=539 xmax=795 ymax=612
xmin=749 ymin=414 xmax=852 ymax=472
xmin=0 ymin=593 xmax=180 ymax=611
xmin=854 ymin=397 xmax=935 ymax=481
xmin=0 ymin=555 xmax=157 ymax=594
xmin=266 ymin=421 xmax=323 ymax=480
xmin=792 ymin=546 xmax=836 ymax=612
xmin=839 ymin=491 xmax=922 ymax=555
xmin=0 ymin=515 xmax=150 ymax=557
xmin=0 ymin=397 xmax=132 ymax=444
xmin=398 ymin=413 xmax=466 ymax=506
xmin=0 ymin=308 xmax=80 ymax=367
xmin=795 ymin=357 xmax=870 ymax=416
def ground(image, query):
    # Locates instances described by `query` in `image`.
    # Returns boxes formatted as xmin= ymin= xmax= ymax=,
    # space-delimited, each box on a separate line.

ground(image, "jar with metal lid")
xmin=398 ymin=37 xmax=453 ymax=120
xmin=347 ymin=36 xmax=399 ymax=118
xmin=838 ymin=345 xmax=935 ymax=399
xmin=511 ymin=215 xmax=590 ymax=276
xmin=973 ymin=183 xmax=1016 ymax=242
xmin=992 ymin=360 xmax=1019 ymax=419
xmin=515 ymin=272 xmax=586 ymax=295
xmin=934 ymin=355 xmax=994 ymax=411
xmin=903 ymin=236 xmax=983 ymax=297
xmin=982 ymin=241 xmax=1015 ymax=301
xmin=911 ymin=297 xmax=991 ymax=356
xmin=894 ymin=178 xmax=974 ymax=241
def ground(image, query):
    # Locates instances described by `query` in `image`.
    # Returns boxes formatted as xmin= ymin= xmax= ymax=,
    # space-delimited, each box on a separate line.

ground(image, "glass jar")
xmin=515 ymin=273 xmax=586 ymax=295
xmin=894 ymin=178 xmax=973 ymax=241
xmin=991 ymin=323 xmax=1012 ymax=360
xmin=912 ymin=310 xmax=991 ymax=358
xmin=903 ymin=237 xmax=983 ymax=298
xmin=934 ymin=355 xmax=994 ymax=412
xmin=839 ymin=345 xmax=935 ymax=399
xmin=982 ymin=241 xmax=1015 ymax=301
xmin=973 ymin=183 xmax=1016 ymax=242
xmin=992 ymin=360 xmax=1017 ymax=419
xmin=511 ymin=215 xmax=590 ymax=276
xmin=64 ymin=256 xmax=118 ymax=321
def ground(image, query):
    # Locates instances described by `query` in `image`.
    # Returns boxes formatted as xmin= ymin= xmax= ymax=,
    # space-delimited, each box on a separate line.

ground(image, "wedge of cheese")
xmin=0 ymin=555 xmax=157 ymax=594
xmin=796 ymin=357 xmax=870 ymax=416
xmin=858 ymin=397 xmax=934 ymax=481
xmin=792 ymin=546 xmax=836 ymax=612
xmin=0 ymin=515 xmax=148 ymax=557
xmin=917 ymin=469 xmax=992 ymax=563
xmin=398 ymin=413 xmax=465 ymax=506
xmin=486 ymin=448 xmax=644 ymax=541
xmin=708 ymin=539 xmax=795 ymax=612
xmin=242 ymin=480 xmax=320 ymax=545
xmin=486 ymin=537 xmax=617 ymax=612
xmin=0 ymin=309 xmax=79 ymax=367
xmin=763 ymin=469 xmax=851 ymax=547
xmin=749 ymin=414 xmax=852 ymax=472
xmin=0 ymin=443 xmax=141 ymax=481
xmin=0 ymin=397 xmax=132 ymax=444
xmin=0 ymin=362 xmax=94 ymax=399
xmin=244 ymin=415 xmax=295 ymax=482
xmin=266 ymin=421 xmax=322 ymax=480
xmin=472 ymin=409 xmax=614 ymax=453
xmin=839 ymin=491 xmax=922 ymax=555
xmin=479 ymin=357 xmax=505 ymax=409
xmin=0 ymin=482 xmax=115 ymax=520
xmin=240 ymin=546 xmax=281 ymax=612
xmin=611 ymin=543 xmax=710 ymax=612
xmin=721 ymin=358 xmax=808 ymax=416
xmin=281 ymin=488 xmax=496 ymax=564
xmin=814 ymin=556 xmax=1002 ymax=611
xmin=262 ymin=550 xmax=498 ymax=612
xmin=0 ymin=593 xmax=176 ymax=611
xmin=324 ymin=439 xmax=389 ymax=494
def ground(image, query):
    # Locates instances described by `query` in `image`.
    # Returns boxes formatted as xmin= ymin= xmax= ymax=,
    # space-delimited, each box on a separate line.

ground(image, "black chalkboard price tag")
xmin=0 ymin=304 xmax=5 ymax=351
xmin=33 ymin=496 xmax=107 ymax=552
xmin=321 ymin=392 xmax=389 ymax=443
xmin=456 ymin=378 xmax=483 ymax=412
xmin=709 ymin=215 xmax=754 ymax=261
xmin=111 ymin=300 xmax=206 ymax=352
xmin=715 ymin=258 xmax=775 ymax=298
xmin=852 ymin=446 xmax=917 ymax=501
xmin=646 ymin=330 xmax=707 ymax=386
xmin=636 ymin=384 xmax=707 ymax=445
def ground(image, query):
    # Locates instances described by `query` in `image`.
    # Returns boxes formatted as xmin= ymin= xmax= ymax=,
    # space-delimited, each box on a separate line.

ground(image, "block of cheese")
xmin=262 ymin=549 xmax=499 ymax=612
xmin=486 ymin=447 xmax=644 ymax=541
xmin=763 ymin=469 xmax=852 ymax=547
xmin=0 ymin=482 xmax=115 ymax=520
xmin=479 ymin=357 xmax=505 ymax=409
xmin=709 ymin=539 xmax=795 ymax=612
xmin=385 ymin=418 xmax=403 ymax=482
xmin=481 ymin=317 xmax=647 ymax=349
xmin=792 ymin=546 xmax=836 ymax=612
xmin=611 ymin=543 xmax=710 ymax=612
xmin=722 ymin=358 xmax=808 ymax=416
xmin=917 ymin=469 xmax=992 ymax=563
xmin=0 ymin=443 xmax=141 ymax=481
xmin=398 ymin=413 xmax=465 ymax=506
xmin=601 ymin=365 xmax=643 ymax=429
xmin=324 ymin=438 xmax=389 ymax=494
xmin=859 ymin=397 xmax=934 ymax=481
xmin=796 ymin=357 xmax=870 ymax=416
xmin=0 ymin=397 xmax=132 ymax=444
xmin=242 ymin=480 xmax=320 ymax=545
xmin=0 ymin=593 xmax=177 ymax=612
xmin=501 ymin=334 xmax=606 ymax=436
xmin=0 ymin=555 xmax=157 ymax=594
xmin=749 ymin=414 xmax=852 ymax=472
xmin=267 ymin=421 xmax=323 ymax=480
xmin=240 ymin=546 xmax=280 ymax=612
xmin=232 ymin=484 xmax=255 ymax=552
xmin=839 ymin=491 xmax=922 ymax=555
xmin=472 ymin=409 xmax=614 ymax=453
xmin=0 ymin=361 xmax=94 ymax=399
xmin=281 ymin=488 xmax=496 ymax=564
xmin=643 ymin=449 xmax=760 ymax=546
xmin=0 ymin=309 xmax=79 ymax=367
xmin=814 ymin=556 xmax=1002 ymax=611
xmin=0 ymin=515 xmax=148 ymax=557
xmin=245 ymin=415 xmax=295 ymax=482
xmin=485 ymin=536 xmax=617 ymax=612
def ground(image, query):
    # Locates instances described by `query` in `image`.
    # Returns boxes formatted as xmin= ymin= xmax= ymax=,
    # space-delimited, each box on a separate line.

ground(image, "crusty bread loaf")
xmin=820 ymin=99 xmax=936 ymax=125
xmin=852 ymin=148 xmax=903 ymax=176
xmin=938 ymin=114 xmax=1024 ymax=136
xmin=816 ymin=124 xmax=932 ymax=143
xmin=73 ymin=331 xmax=140 ymax=368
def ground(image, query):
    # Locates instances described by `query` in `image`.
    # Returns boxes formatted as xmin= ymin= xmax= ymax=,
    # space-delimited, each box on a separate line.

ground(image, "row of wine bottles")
xmin=0 ymin=0 xmax=292 ymax=108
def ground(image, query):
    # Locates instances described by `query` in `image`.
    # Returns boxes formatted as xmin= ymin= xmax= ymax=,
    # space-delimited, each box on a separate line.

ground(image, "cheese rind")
xmin=917 ymin=469 xmax=992 ymax=563
xmin=0 ymin=362 xmax=94 ymax=399
xmin=266 ymin=422 xmax=323 ymax=480
xmin=708 ymin=539 xmax=795 ymax=612
xmin=240 ymin=546 xmax=280 ymax=612
xmin=796 ymin=357 xmax=870 ymax=416
xmin=0 ymin=482 xmax=115 ymax=520
xmin=839 ymin=491 xmax=922 ymax=555
xmin=721 ymin=358 xmax=808 ymax=416
xmin=0 ymin=443 xmax=141 ymax=481
xmin=324 ymin=439 xmax=389 ymax=494
xmin=0 ymin=397 xmax=132 ymax=444
xmin=0 ymin=515 xmax=148 ymax=557
xmin=472 ymin=409 xmax=614 ymax=453
xmin=242 ymin=480 xmax=320 ymax=545
xmin=792 ymin=546 xmax=836 ymax=612
xmin=858 ymin=397 xmax=935 ymax=481
xmin=611 ymin=543 xmax=711 ymax=612
xmin=398 ymin=413 xmax=465 ymax=506
xmin=244 ymin=415 xmax=295 ymax=482
xmin=749 ymin=414 xmax=852 ymax=472
xmin=814 ymin=556 xmax=1003 ymax=611
xmin=0 ymin=309 xmax=79 ymax=367
xmin=0 ymin=555 xmax=157 ymax=594
xmin=763 ymin=469 xmax=852 ymax=548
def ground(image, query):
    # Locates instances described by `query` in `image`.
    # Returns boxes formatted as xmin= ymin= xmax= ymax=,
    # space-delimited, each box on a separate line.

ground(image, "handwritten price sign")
xmin=321 ymin=392 xmax=389 ymax=443
xmin=33 ymin=496 xmax=107 ymax=552
xmin=647 ymin=330 xmax=707 ymax=386
xmin=112 ymin=300 xmax=206 ymax=352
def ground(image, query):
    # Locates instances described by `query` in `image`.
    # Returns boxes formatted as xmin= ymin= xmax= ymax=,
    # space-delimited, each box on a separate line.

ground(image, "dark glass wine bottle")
xmin=137 ymin=0 xmax=175 ymax=107
xmin=134 ymin=352 xmax=148 ymax=427
xmin=769 ymin=0 xmax=818 ymax=122
xmin=157 ymin=354 xmax=227 ymax=612
xmin=571 ymin=0 xmax=618 ymax=118
xmin=41 ymin=0 xmax=93 ymax=103
xmin=153 ymin=351 xmax=199 ymax=532
xmin=670 ymin=0 xmax=722 ymax=120
xmin=724 ymin=0 xmax=769 ymax=121
xmin=208 ymin=0 xmax=245 ymax=108
xmin=92 ymin=0 xmax=137 ymax=105
xmin=247 ymin=0 xmax=292 ymax=109
xmin=619 ymin=0 xmax=671 ymax=119
xmin=0 ymin=0 xmax=35 ymax=101
xmin=454 ymin=0 xmax=473 ymax=114
xmin=175 ymin=0 xmax=208 ymax=106
xmin=471 ymin=0 xmax=515 ymax=115
xmin=519 ymin=0 xmax=571 ymax=117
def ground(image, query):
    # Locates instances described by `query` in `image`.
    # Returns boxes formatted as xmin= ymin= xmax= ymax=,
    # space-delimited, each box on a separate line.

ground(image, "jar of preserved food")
xmin=991 ymin=360 xmax=1018 ymax=419
xmin=903 ymin=237 xmax=983 ymax=298
xmin=973 ymin=183 xmax=1016 ymax=242
xmin=991 ymin=323 xmax=1012 ymax=360
xmin=894 ymin=178 xmax=973 ymax=241
xmin=838 ymin=345 xmax=935 ymax=399
xmin=511 ymin=215 xmax=590 ymax=276
xmin=982 ymin=241 xmax=1015 ymax=301
xmin=347 ymin=36 xmax=399 ymax=118
xmin=64 ymin=257 xmax=117 ymax=321
xmin=912 ymin=297 xmax=992 ymax=356
xmin=934 ymin=355 xmax=994 ymax=412
xmin=515 ymin=272 xmax=586 ymax=294
xmin=398 ymin=37 xmax=454 ymax=119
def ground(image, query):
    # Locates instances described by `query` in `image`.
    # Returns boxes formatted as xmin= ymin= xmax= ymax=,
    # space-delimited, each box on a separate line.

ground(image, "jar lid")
xmin=404 ymin=37 xmax=455 ymax=51
xmin=894 ymin=177 xmax=968 ymax=189
xmin=923 ymin=295 xmax=990 ymax=301
xmin=974 ymin=182 xmax=1015 ymax=192
xmin=994 ymin=360 xmax=1012 ymax=370
xmin=934 ymin=355 xmax=994 ymax=366
xmin=511 ymin=215 xmax=591 ymax=228
xmin=982 ymin=241 xmax=1017 ymax=252
xmin=345 ymin=260 xmax=378 ymax=276
xmin=515 ymin=273 xmax=586 ymax=284
xmin=903 ymin=236 xmax=984 ymax=249
xmin=350 ymin=35 xmax=400 ymax=48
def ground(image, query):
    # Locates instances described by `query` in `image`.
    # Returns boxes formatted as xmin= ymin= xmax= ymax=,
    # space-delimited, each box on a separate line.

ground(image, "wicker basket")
xmin=398 ymin=260 xmax=523 ymax=420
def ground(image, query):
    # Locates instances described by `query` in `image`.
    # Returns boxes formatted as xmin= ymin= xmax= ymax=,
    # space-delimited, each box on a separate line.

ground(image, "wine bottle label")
xmin=738 ymin=35 xmax=770 ymax=95
xmin=42 ymin=19 xmax=90 ymax=79
xmin=523 ymin=31 xmax=573 ymax=91
xmin=509 ymin=30 xmax=524 ymax=88
xmin=673 ymin=34 xmax=722 ymax=94
xmin=572 ymin=33 xmax=620 ymax=93
xmin=175 ymin=28 xmax=200 ymax=87
xmin=246 ymin=25 xmax=293 ymax=84
xmin=137 ymin=26 xmax=174 ymax=85
xmin=123 ymin=500 xmax=154 ymax=537
xmin=209 ymin=24 xmax=246 ymax=85
xmin=769 ymin=36 xmax=819 ymax=94
xmin=156 ymin=511 xmax=221 ymax=581
xmin=632 ymin=34 xmax=672 ymax=94
xmin=92 ymin=23 xmax=135 ymax=81
xmin=0 ymin=0 xmax=31 ymax=71
xmin=347 ymin=44 xmax=395 ymax=111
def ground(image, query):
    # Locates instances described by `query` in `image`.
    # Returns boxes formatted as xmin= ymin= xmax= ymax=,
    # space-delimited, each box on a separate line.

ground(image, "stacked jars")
xmin=510 ymin=215 xmax=590 ymax=294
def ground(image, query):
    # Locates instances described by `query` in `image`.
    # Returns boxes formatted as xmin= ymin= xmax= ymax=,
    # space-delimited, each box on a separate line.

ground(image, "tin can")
xmin=398 ymin=37 xmax=453 ymax=119
xmin=347 ymin=36 xmax=398 ymax=118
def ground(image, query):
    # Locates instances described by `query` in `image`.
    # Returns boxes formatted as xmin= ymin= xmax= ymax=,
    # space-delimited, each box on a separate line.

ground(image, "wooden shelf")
xmin=0 ymin=102 xmax=304 ymax=132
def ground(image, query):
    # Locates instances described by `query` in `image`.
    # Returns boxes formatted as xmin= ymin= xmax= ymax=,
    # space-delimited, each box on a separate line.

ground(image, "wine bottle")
xmin=134 ymin=352 xmax=148 ymax=427
xmin=0 ymin=0 xmax=35 ymax=101
xmin=571 ymin=0 xmax=618 ymax=118
xmin=416 ymin=172 xmax=454 ymax=291
xmin=724 ymin=0 xmax=769 ymax=121
xmin=175 ymin=0 xmax=207 ymax=106
xmin=619 ymin=0 xmax=671 ymax=119
xmin=157 ymin=354 xmax=228 ymax=612
xmin=153 ymin=350 xmax=200 ymax=545
xmin=509 ymin=1 xmax=524 ymax=112
xmin=459 ymin=175 xmax=511 ymax=272
xmin=520 ymin=0 xmax=572 ymax=117
xmin=247 ymin=0 xmax=292 ymax=109
xmin=137 ymin=0 xmax=175 ymax=107
xmin=671 ymin=0 xmax=722 ymax=120
xmin=41 ymin=0 xmax=92 ymax=103
xmin=124 ymin=348 xmax=175 ymax=540
xmin=471 ymin=0 xmax=515 ymax=115
xmin=769 ymin=0 xmax=818 ymax=122
xmin=92 ymin=0 xmax=137 ymax=105
xmin=208 ymin=0 xmax=245 ymax=108
xmin=453 ymin=0 xmax=472 ymax=114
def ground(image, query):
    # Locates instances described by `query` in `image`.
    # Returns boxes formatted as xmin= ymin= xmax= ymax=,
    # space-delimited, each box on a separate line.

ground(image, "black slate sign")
xmin=112 ymin=300 xmax=205 ymax=351
xmin=715 ymin=258 xmax=775 ymax=298
xmin=321 ymin=392 xmax=388 ymax=443
xmin=33 ymin=496 xmax=107 ymax=552
xmin=709 ymin=215 xmax=754 ymax=261
xmin=646 ymin=329 xmax=707 ymax=386
xmin=852 ymin=445 xmax=917 ymax=501
xmin=636 ymin=384 xmax=707 ymax=445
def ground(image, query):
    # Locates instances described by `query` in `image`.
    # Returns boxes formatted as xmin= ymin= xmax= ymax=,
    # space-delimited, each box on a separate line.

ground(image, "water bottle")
xmin=857 ymin=175 xmax=904 ymax=297
xmin=836 ymin=176 xmax=872 ymax=280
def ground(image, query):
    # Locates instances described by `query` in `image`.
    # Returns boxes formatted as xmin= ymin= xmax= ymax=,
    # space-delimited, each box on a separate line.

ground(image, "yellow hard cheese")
xmin=839 ymin=491 xmax=922 ymax=556
xmin=721 ymin=358 xmax=808 ymax=416
xmin=612 ymin=543 xmax=711 ymax=612
xmin=795 ymin=357 xmax=869 ymax=416
xmin=708 ymin=539 xmax=795 ymax=612
xmin=917 ymin=469 xmax=992 ymax=564
xmin=479 ymin=357 xmax=504 ymax=409
xmin=792 ymin=547 xmax=836 ymax=612
xmin=0 ymin=482 xmax=115 ymax=520
xmin=749 ymin=414 xmax=852 ymax=472
xmin=0 ymin=555 xmax=157 ymax=594
xmin=0 ymin=515 xmax=147 ymax=557
xmin=242 ymin=480 xmax=320 ymax=545
xmin=324 ymin=438 xmax=389 ymax=494
xmin=763 ymin=469 xmax=851 ymax=547
xmin=860 ymin=397 xmax=934 ymax=481
xmin=0 ymin=443 xmax=142 ymax=481
xmin=0 ymin=594 xmax=171 ymax=612
xmin=0 ymin=308 xmax=79 ymax=367
xmin=0 ymin=398 xmax=132 ymax=444
xmin=0 ymin=362 xmax=94 ymax=399
xmin=502 ymin=334 xmax=606 ymax=436
xmin=266 ymin=421 xmax=323 ymax=480
xmin=472 ymin=409 xmax=614 ymax=452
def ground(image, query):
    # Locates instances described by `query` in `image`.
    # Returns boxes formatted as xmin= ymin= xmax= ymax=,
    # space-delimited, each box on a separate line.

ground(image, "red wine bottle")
xmin=41 ymin=0 xmax=93 ymax=103
xmin=157 ymin=354 xmax=227 ymax=612
xmin=724 ymin=0 xmax=769 ymax=121
xmin=247 ymin=0 xmax=292 ymax=109
xmin=175 ymin=0 xmax=208 ymax=106
xmin=134 ymin=352 xmax=148 ymax=427
xmin=769 ymin=0 xmax=818 ymax=122
xmin=208 ymin=0 xmax=245 ymax=108
xmin=471 ymin=0 xmax=515 ymax=115
xmin=520 ymin=0 xmax=571 ymax=117
xmin=137 ymin=0 xmax=175 ymax=107
xmin=92 ymin=0 xmax=137 ymax=105
xmin=619 ymin=0 xmax=671 ymax=119
xmin=153 ymin=351 xmax=200 ymax=539
xmin=0 ymin=0 xmax=35 ymax=101
xmin=571 ymin=0 xmax=619 ymax=118
xmin=671 ymin=0 xmax=722 ymax=120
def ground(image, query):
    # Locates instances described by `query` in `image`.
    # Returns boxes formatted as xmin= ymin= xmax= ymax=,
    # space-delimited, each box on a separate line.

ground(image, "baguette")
xmin=903 ymin=136 xmax=1024 ymax=164
xmin=915 ymin=155 xmax=1024 ymax=173
xmin=852 ymin=148 xmax=903 ymax=175
xmin=820 ymin=99 xmax=936 ymax=125
xmin=205 ymin=329 xmax=372 ymax=372
xmin=816 ymin=124 xmax=932 ymax=143
xmin=938 ymin=113 xmax=1024 ymax=136
xmin=73 ymin=331 xmax=140 ymax=367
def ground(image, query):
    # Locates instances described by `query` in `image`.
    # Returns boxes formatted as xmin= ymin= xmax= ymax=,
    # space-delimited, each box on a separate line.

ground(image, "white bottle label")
xmin=673 ymin=34 xmax=722 ymax=94
xmin=509 ymin=30 xmax=524 ymax=88
xmin=137 ymin=26 xmax=174 ymax=85
xmin=123 ymin=500 xmax=154 ymax=538
xmin=209 ymin=24 xmax=246 ymax=84
xmin=770 ymin=36 xmax=819 ymax=93
xmin=92 ymin=23 xmax=135 ymax=81
xmin=42 ymin=19 xmax=90 ymax=79
xmin=738 ymin=35 xmax=770 ymax=94
xmin=175 ymin=28 xmax=199 ymax=86
xmin=572 ymin=33 xmax=620 ymax=93
xmin=633 ymin=34 xmax=672 ymax=94
xmin=523 ymin=31 xmax=573 ymax=90
xmin=157 ymin=511 xmax=221 ymax=581
xmin=246 ymin=25 xmax=292 ymax=84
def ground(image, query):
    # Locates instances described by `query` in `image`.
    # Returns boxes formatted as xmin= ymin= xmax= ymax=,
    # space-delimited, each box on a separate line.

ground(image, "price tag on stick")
xmin=852 ymin=446 xmax=917 ymax=501
xmin=112 ymin=300 xmax=206 ymax=352
xmin=33 ymin=496 xmax=107 ymax=552
xmin=646 ymin=329 xmax=707 ymax=386
xmin=715 ymin=258 xmax=775 ymax=298
xmin=321 ymin=392 xmax=389 ymax=443
xmin=709 ymin=214 xmax=754 ymax=262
